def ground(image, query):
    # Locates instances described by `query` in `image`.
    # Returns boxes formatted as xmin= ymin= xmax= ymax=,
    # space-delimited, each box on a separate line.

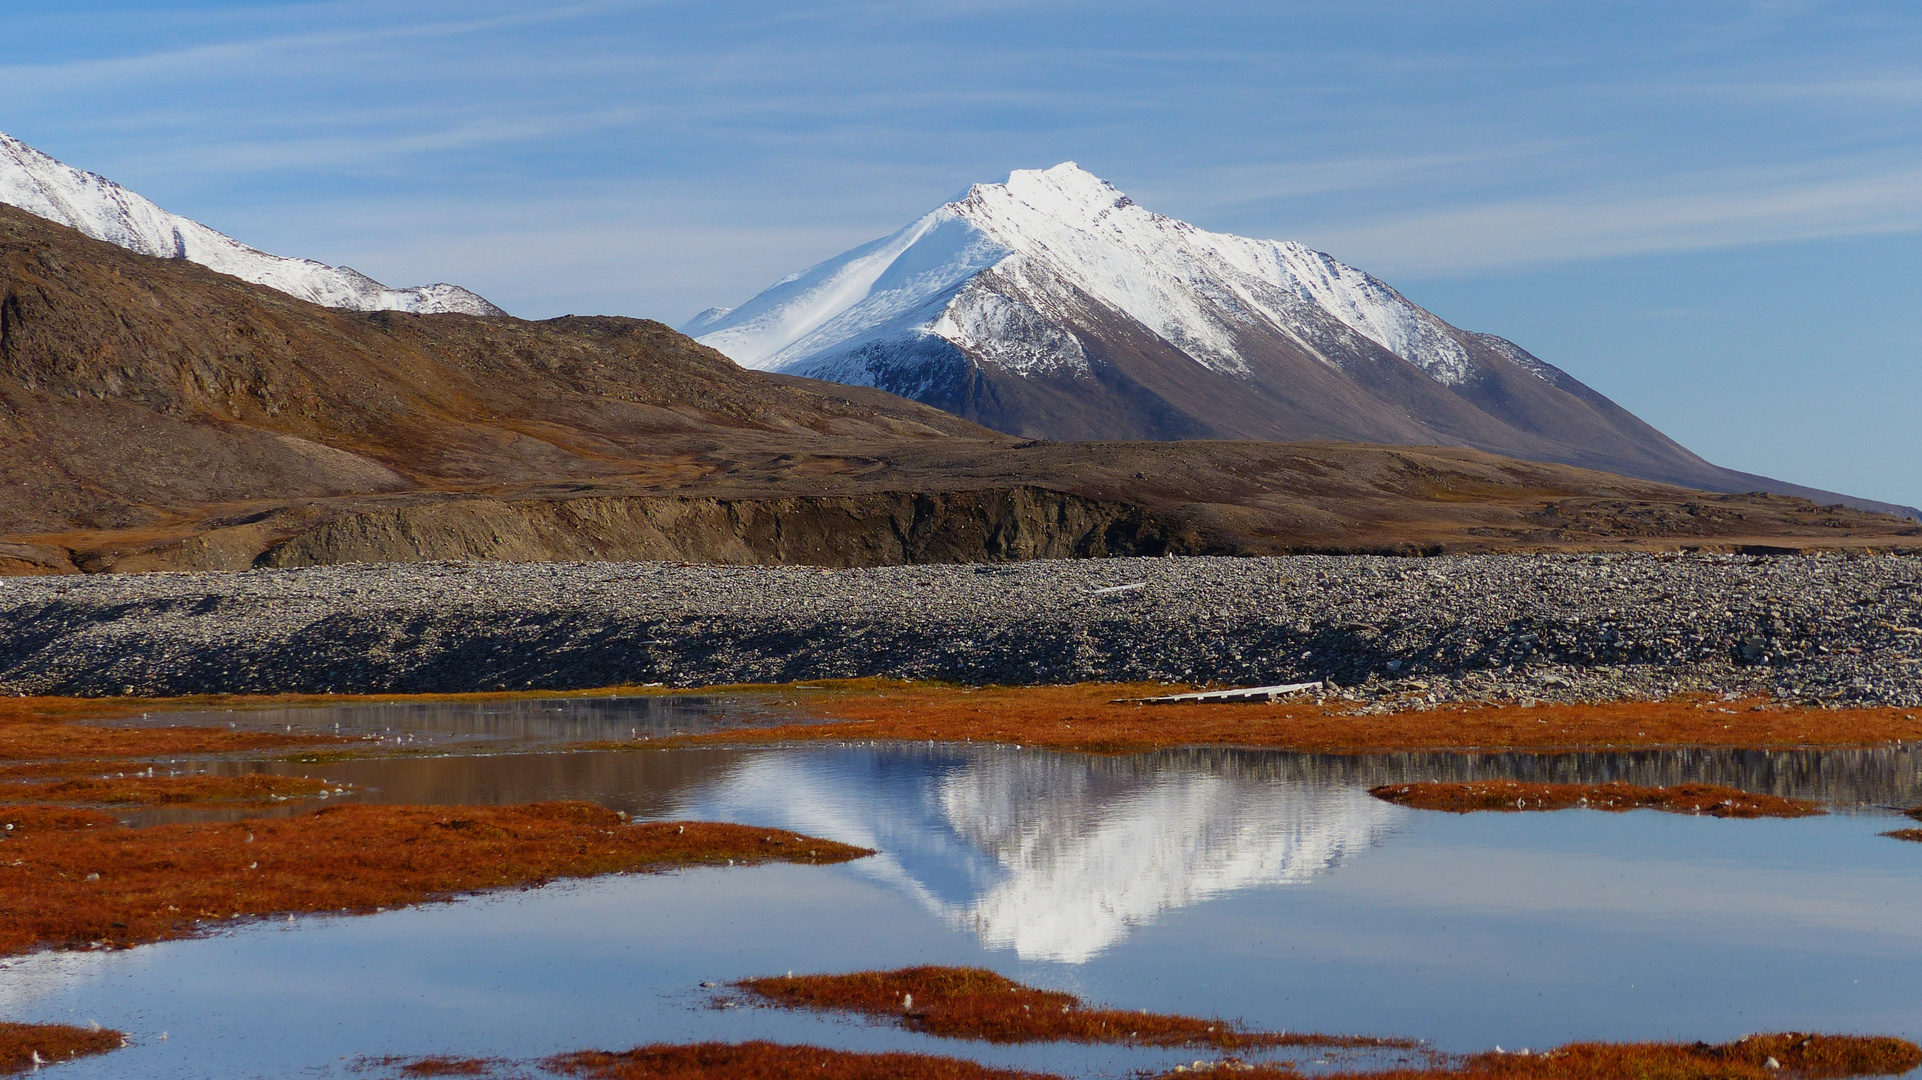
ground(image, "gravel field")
xmin=1 ymin=553 xmax=1919 ymax=706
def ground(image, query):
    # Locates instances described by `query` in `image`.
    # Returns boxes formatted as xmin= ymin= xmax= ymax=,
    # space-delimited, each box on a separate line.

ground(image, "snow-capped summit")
xmin=0 ymin=133 xmax=503 ymax=316
xmin=689 ymin=163 xmax=1748 ymax=493
xmin=696 ymin=162 xmax=1481 ymax=386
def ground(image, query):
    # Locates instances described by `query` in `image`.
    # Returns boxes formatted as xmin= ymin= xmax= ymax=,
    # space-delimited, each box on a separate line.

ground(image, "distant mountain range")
xmin=1 ymin=197 xmax=1914 ymax=574
xmin=0 ymin=132 xmax=501 ymax=316
xmin=689 ymin=164 xmax=1915 ymax=519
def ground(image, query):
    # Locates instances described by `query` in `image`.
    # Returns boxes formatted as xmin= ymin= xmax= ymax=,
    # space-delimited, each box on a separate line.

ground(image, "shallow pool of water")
xmin=12 ymin=720 xmax=1922 ymax=1077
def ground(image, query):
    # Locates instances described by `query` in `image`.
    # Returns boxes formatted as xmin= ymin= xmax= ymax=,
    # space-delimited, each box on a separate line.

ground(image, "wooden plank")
xmin=1120 ymin=681 xmax=1325 ymax=704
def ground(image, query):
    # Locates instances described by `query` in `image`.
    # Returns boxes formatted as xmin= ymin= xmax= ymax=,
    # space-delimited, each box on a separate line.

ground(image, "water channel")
xmin=8 ymin=698 xmax=1922 ymax=1078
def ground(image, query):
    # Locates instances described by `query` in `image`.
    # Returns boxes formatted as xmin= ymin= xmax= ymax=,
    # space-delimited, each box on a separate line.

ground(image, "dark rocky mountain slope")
xmin=0 ymin=204 xmax=1914 ymax=574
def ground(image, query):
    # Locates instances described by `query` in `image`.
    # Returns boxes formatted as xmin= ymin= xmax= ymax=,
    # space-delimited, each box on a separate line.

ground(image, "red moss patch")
xmin=0 ymin=805 xmax=121 ymax=833
xmin=547 ymin=1041 xmax=1062 ymax=1080
xmin=361 ymin=1056 xmax=502 ymax=1077
xmin=1882 ymin=828 xmax=1922 ymax=843
xmin=0 ymin=697 xmax=335 ymax=762
xmin=0 ymin=802 xmax=871 ymax=956
xmin=1369 ymin=781 xmax=1823 ymax=818
xmin=649 ymin=681 xmax=1922 ymax=754
xmin=0 ymin=1021 xmax=125 ymax=1074
xmin=736 ymin=966 xmax=1406 ymax=1049
xmin=1 ymin=773 xmax=332 ymax=806
xmin=1207 ymin=1032 xmax=1922 ymax=1079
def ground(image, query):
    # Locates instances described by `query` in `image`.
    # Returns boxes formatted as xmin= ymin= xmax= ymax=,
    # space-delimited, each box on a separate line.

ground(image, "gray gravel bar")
xmin=1 ymin=553 xmax=1919 ymax=705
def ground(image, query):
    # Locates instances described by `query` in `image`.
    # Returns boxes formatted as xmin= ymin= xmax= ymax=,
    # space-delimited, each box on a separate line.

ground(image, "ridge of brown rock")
xmin=0 ymin=203 xmax=1915 ymax=574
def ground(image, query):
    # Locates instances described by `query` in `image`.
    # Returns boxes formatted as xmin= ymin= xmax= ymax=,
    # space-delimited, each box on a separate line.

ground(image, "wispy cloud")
xmin=1303 ymin=159 xmax=1922 ymax=277
xmin=0 ymin=1 xmax=638 ymax=93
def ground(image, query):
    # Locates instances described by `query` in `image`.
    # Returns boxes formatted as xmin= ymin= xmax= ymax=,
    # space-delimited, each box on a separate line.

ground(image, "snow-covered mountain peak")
xmin=0 ymin=132 xmax=503 ymax=317
xmin=689 ymin=163 xmax=1483 ymax=388
xmin=983 ymin=162 xmax=1131 ymax=222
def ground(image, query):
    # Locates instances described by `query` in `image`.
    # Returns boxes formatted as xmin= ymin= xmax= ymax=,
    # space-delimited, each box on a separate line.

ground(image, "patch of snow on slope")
xmin=0 ymin=133 xmax=503 ymax=316
xmin=689 ymin=161 xmax=1480 ymax=386
xmin=694 ymin=209 xmax=1006 ymax=370
xmin=1468 ymin=332 xmax=1563 ymax=385
xmin=681 ymin=306 xmax=734 ymax=335
xmin=929 ymin=270 xmax=1091 ymax=377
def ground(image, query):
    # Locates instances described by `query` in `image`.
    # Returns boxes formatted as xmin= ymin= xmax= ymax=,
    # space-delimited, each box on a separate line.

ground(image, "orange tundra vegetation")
xmin=391 ymin=1033 xmax=1922 ymax=1080
xmin=1369 ymin=781 xmax=1823 ymax=818
xmin=0 ymin=1021 xmax=125 ymax=1075
xmin=546 ymin=1042 xmax=1063 ymax=1080
xmin=0 ymin=772 xmax=332 ymax=805
xmin=0 ymin=686 xmax=705 ymax=764
xmin=0 ymin=694 xmax=341 ymax=762
xmin=735 ymin=966 xmax=1410 ymax=1050
xmin=1206 ymin=1033 xmax=1922 ymax=1080
xmin=1883 ymin=805 xmax=1922 ymax=842
xmin=362 ymin=1056 xmax=498 ymax=1077
xmin=655 ymin=682 xmax=1922 ymax=754
xmin=0 ymin=802 xmax=870 ymax=956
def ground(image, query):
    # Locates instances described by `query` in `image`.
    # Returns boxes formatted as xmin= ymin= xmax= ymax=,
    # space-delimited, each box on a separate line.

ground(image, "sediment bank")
xmin=734 ymin=966 xmax=1406 ymax=1049
xmin=0 ymin=553 xmax=1918 ymax=705
xmin=1367 ymin=780 xmax=1823 ymax=816
xmin=0 ymin=805 xmax=870 ymax=956
xmin=653 ymin=683 xmax=1922 ymax=753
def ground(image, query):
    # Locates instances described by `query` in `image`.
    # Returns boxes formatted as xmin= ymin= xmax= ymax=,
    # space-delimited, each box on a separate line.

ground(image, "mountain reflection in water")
xmin=683 ymin=745 xmax=1400 ymax=962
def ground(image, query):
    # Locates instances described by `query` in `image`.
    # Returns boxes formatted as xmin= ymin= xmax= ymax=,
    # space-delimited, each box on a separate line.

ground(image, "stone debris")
xmin=0 ymin=552 xmax=1916 ymax=706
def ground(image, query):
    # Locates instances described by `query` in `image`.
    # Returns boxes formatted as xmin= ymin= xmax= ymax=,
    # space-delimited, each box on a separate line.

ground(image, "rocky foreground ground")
xmin=2 ymin=553 xmax=1919 ymax=706
xmin=3 ymin=549 xmax=1922 ymax=703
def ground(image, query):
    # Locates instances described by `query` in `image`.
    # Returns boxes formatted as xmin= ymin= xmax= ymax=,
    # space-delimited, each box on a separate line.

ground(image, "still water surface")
xmin=9 ymin=701 xmax=1922 ymax=1078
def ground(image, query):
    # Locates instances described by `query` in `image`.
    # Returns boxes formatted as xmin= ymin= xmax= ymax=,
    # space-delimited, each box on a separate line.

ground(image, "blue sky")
xmin=5 ymin=1 xmax=1919 ymax=508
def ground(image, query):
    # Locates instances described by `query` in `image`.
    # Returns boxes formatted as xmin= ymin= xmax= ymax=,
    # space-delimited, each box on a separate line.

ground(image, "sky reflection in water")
xmin=6 ymin=732 xmax=1922 ymax=1079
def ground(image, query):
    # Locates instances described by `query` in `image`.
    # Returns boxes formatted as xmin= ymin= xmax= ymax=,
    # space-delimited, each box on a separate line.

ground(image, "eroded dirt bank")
xmin=0 ymin=553 xmax=1917 ymax=704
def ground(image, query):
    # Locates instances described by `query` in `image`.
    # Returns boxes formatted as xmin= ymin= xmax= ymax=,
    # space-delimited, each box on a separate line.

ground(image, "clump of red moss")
xmin=2 ymin=773 xmax=333 ymax=806
xmin=0 ymin=1021 xmax=125 ymax=1074
xmin=1882 ymin=828 xmax=1922 ymax=843
xmin=0 ymin=803 xmax=871 ymax=956
xmin=0 ymin=699 xmax=335 ymax=762
xmin=547 ymin=1041 xmax=1062 ymax=1080
xmin=363 ymin=1056 xmax=500 ymax=1077
xmin=1202 ymin=1032 xmax=1921 ymax=1079
xmin=735 ymin=966 xmax=1407 ymax=1050
xmin=1369 ymin=781 xmax=1822 ymax=818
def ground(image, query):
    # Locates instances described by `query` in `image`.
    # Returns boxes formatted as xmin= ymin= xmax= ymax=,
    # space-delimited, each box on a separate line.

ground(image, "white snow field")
xmin=689 ymin=162 xmax=1497 ymax=388
xmin=0 ymin=132 xmax=503 ymax=316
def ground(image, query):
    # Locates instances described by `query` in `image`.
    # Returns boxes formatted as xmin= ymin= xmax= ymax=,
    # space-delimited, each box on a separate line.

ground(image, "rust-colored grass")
xmin=650 ymin=681 xmax=1922 ymax=754
xmin=1205 ymin=1033 xmax=1922 ymax=1080
xmin=0 ymin=686 xmax=722 ymax=763
xmin=547 ymin=1041 xmax=1062 ymax=1080
xmin=0 ymin=773 xmax=332 ymax=805
xmin=0 ymin=1021 xmax=125 ymax=1075
xmin=1369 ymin=781 xmax=1823 ymax=818
xmin=0 ymin=802 xmax=871 ymax=956
xmin=1883 ymin=828 xmax=1922 ymax=843
xmin=0 ymin=696 xmax=337 ymax=762
xmin=736 ymin=966 xmax=1406 ymax=1050
xmin=366 ymin=1056 xmax=499 ymax=1077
